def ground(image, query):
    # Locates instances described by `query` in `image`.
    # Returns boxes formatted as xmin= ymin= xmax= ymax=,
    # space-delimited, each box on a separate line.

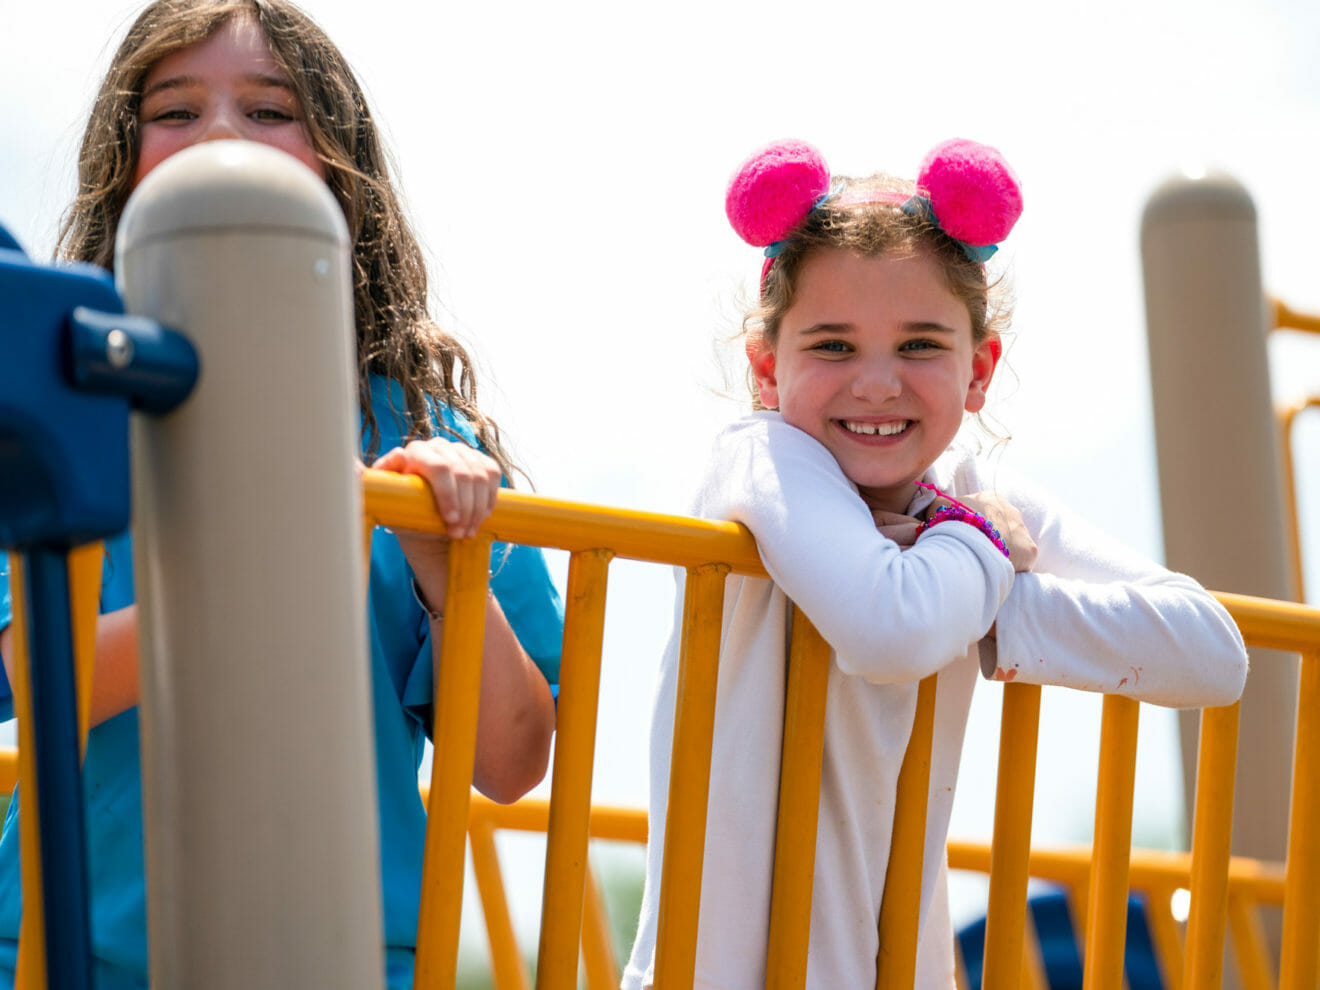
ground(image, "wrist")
xmin=411 ymin=577 xmax=444 ymax=623
xmin=915 ymin=504 xmax=1011 ymax=559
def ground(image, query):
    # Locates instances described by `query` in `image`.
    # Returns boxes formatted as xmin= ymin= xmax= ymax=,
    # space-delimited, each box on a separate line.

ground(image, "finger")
xmin=371 ymin=446 xmax=406 ymax=471
xmin=421 ymin=460 xmax=465 ymax=536
xmin=428 ymin=442 xmax=501 ymax=538
xmin=872 ymin=511 xmax=919 ymax=527
xmin=877 ymin=522 xmax=920 ymax=548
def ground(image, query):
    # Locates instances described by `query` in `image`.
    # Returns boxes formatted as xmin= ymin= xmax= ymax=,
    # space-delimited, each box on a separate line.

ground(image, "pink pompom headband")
xmin=724 ymin=138 xmax=1023 ymax=285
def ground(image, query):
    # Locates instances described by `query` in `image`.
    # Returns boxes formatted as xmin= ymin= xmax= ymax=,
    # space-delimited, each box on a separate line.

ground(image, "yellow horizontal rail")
xmin=362 ymin=470 xmax=767 ymax=576
xmin=367 ymin=469 xmax=1320 ymax=650
xmin=1271 ymin=298 xmax=1320 ymax=335
xmin=1215 ymin=591 xmax=1320 ymax=649
xmin=946 ymin=842 xmax=1286 ymax=902
xmin=467 ymin=795 xmax=648 ymax=845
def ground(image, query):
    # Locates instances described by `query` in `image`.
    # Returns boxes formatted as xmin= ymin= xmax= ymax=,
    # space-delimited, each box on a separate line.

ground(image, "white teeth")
xmin=843 ymin=420 xmax=908 ymax=436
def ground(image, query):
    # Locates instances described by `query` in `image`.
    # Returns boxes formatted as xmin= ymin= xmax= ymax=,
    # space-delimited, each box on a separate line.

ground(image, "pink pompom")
xmin=916 ymin=139 xmax=1022 ymax=247
xmin=725 ymin=139 xmax=831 ymax=247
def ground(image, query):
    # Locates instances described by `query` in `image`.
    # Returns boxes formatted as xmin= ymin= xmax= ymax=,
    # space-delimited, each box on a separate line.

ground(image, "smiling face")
xmin=134 ymin=15 xmax=324 ymax=186
xmin=748 ymin=247 xmax=999 ymax=514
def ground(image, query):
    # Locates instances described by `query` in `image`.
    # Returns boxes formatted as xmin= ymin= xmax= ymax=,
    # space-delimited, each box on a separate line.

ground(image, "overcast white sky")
xmin=4 ymin=0 xmax=1320 ymax=926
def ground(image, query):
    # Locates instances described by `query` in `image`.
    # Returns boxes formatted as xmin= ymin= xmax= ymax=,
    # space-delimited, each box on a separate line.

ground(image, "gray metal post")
xmin=1141 ymin=172 xmax=1297 ymax=885
xmin=116 ymin=141 xmax=384 ymax=988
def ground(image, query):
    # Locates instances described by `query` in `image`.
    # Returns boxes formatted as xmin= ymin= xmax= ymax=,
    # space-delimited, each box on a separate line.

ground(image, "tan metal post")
xmin=1141 ymin=172 xmax=1297 ymax=962
xmin=117 ymin=141 xmax=384 ymax=988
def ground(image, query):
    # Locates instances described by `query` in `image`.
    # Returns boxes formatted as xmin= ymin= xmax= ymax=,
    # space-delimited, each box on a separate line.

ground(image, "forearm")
xmin=88 ymin=607 xmax=141 ymax=726
xmin=0 ymin=625 xmax=11 ymax=696
xmin=715 ymin=417 xmax=1011 ymax=681
xmin=0 ymin=606 xmax=140 ymax=728
xmin=471 ymin=594 xmax=556 ymax=803
xmin=986 ymin=467 xmax=1249 ymax=707
xmin=993 ymin=572 xmax=1247 ymax=707
xmin=420 ymin=589 xmax=554 ymax=804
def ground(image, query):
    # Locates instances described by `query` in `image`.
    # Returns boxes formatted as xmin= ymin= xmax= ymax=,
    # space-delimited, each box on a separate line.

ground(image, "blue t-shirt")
xmin=0 ymin=376 xmax=564 ymax=988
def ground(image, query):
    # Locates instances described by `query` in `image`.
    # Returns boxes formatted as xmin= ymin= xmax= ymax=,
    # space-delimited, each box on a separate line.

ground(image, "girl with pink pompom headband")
xmin=622 ymin=135 xmax=1247 ymax=990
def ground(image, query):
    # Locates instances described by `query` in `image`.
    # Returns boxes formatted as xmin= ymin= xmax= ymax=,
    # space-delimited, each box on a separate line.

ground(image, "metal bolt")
xmin=106 ymin=329 xmax=134 ymax=369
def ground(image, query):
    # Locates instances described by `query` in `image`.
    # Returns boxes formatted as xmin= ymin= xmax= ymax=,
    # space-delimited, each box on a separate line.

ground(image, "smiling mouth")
xmin=841 ymin=419 xmax=910 ymax=437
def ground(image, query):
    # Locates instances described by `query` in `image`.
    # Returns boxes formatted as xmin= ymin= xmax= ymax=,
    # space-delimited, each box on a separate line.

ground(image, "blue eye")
xmin=900 ymin=339 xmax=940 ymax=353
xmin=813 ymin=340 xmax=851 ymax=353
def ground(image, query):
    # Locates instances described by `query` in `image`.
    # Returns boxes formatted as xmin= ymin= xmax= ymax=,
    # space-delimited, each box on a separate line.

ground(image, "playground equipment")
xmin=0 ymin=223 xmax=196 ymax=989
xmin=1 ymin=141 xmax=382 ymax=988
xmin=1142 ymin=171 xmax=1297 ymax=889
xmin=2 ymin=144 xmax=1319 ymax=987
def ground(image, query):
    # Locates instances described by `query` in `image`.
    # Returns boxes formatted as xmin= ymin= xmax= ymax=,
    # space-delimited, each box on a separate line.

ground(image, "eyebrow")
xmin=797 ymin=321 xmax=960 ymax=336
xmin=141 ymin=72 xmax=296 ymax=100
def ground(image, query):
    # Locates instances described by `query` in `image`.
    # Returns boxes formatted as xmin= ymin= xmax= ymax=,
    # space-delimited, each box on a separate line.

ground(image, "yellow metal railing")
xmin=1270 ymin=296 xmax=1320 ymax=604
xmin=6 ymin=461 xmax=1320 ymax=987
xmin=359 ymin=471 xmax=1320 ymax=989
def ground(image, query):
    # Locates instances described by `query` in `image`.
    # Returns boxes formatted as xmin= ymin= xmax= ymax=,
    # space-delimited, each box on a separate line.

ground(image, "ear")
xmin=963 ymin=335 xmax=1001 ymax=414
xmin=746 ymin=336 xmax=780 ymax=410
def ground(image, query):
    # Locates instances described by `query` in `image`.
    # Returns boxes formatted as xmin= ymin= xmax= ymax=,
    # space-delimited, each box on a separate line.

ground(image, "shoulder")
xmin=365 ymin=375 xmax=481 ymax=451
xmin=932 ymin=447 xmax=1055 ymax=513
xmin=709 ymin=411 xmax=847 ymax=476
xmin=697 ymin=410 xmax=864 ymax=525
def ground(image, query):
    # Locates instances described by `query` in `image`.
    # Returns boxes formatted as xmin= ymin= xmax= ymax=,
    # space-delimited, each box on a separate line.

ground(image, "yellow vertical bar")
xmin=1066 ymin=884 xmax=1089 ymax=962
xmin=1226 ymin=894 xmax=1275 ymax=990
xmin=1141 ymin=888 xmax=1183 ymax=990
xmin=0 ymin=750 xmax=17 ymax=792
xmin=1183 ymin=702 xmax=1239 ymax=988
xmin=468 ymin=814 xmax=530 ymax=990
xmin=67 ymin=542 xmax=102 ymax=757
xmin=361 ymin=517 xmax=376 ymax=599
xmin=981 ymin=681 xmax=1042 ymax=990
xmin=1280 ymin=646 xmax=1320 ymax=987
xmin=1019 ymin=907 xmax=1049 ymax=990
xmin=1276 ymin=403 xmax=1307 ymax=601
xmin=1082 ymin=694 xmax=1140 ymax=990
xmin=764 ymin=607 xmax=831 ymax=990
xmin=536 ymin=549 xmax=613 ymax=990
xmin=580 ymin=858 xmax=619 ymax=990
xmin=875 ymin=673 xmax=939 ymax=990
xmin=8 ymin=554 xmax=45 ymax=990
xmin=414 ymin=534 xmax=495 ymax=988
xmin=954 ymin=935 xmax=970 ymax=990
xmin=653 ymin=563 xmax=728 ymax=989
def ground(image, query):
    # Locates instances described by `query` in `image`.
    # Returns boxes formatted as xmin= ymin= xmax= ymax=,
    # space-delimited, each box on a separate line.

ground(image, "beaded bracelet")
xmin=912 ymin=482 xmax=1011 ymax=559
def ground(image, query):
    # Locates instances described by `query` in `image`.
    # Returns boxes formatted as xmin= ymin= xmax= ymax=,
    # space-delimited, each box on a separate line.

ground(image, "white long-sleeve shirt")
xmin=623 ymin=412 xmax=1248 ymax=990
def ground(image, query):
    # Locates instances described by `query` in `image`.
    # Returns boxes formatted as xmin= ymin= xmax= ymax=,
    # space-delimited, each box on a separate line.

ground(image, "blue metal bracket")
xmin=0 ymin=223 xmax=198 ymax=989
xmin=68 ymin=307 xmax=199 ymax=416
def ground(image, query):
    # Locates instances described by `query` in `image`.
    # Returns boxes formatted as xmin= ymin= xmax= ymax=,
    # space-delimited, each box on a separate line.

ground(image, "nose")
xmin=197 ymin=107 xmax=244 ymax=144
xmin=851 ymin=355 xmax=902 ymax=402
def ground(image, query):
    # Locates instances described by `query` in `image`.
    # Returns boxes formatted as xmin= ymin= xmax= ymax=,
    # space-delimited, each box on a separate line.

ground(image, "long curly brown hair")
xmin=57 ymin=0 xmax=517 ymax=475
